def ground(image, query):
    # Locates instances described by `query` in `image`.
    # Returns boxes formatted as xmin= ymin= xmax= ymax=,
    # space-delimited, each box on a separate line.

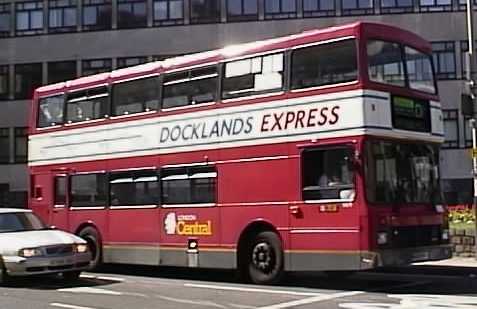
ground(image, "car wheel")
xmin=78 ymin=227 xmax=102 ymax=271
xmin=63 ymin=271 xmax=82 ymax=281
xmin=0 ymin=261 xmax=10 ymax=285
xmin=246 ymin=231 xmax=284 ymax=285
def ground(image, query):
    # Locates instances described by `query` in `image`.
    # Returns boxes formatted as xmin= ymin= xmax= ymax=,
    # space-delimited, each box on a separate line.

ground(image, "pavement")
xmin=414 ymin=256 xmax=477 ymax=267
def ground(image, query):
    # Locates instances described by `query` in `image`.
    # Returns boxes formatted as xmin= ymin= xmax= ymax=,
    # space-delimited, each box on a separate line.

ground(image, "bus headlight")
xmin=75 ymin=244 xmax=88 ymax=253
xmin=442 ymin=229 xmax=449 ymax=241
xmin=377 ymin=232 xmax=388 ymax=245
xmin=19 ymin=248 xmax=43 ymax=257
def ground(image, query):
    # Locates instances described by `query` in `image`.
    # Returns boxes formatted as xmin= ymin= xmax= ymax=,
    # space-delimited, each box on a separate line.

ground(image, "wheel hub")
xmin=252 ymin=242 xmax=275 ymax=272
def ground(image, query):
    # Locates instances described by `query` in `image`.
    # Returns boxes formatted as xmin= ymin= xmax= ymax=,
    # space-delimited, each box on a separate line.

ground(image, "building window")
xmin=223 ymin=53 xmax=284 ymax=99
xmin=82 ymin=58 xmax=112 ymax=76
xmin=14 ymin=63 xmax=42 ymax=100
xmin=153 ymin=0 xmax=184 ymax=26
xmin=464 ymin=116 xmax=473 ymax=148
xmin=116 ymin=56 xmax=148 ymax=69
xmin=14 ymin=127 xmax=27 ymax=164
xmin=66 ymin=86 xmax=109 ymax=123
xmin=112 ymin=76 xmax=159 ymax=115
xmin=458 ymin=0 xmax=477 ymax=11
xmin=162 ymin=66 xmax=218 ymax=109
xmin=227 ymin=0 xmax=258 ymax=21
xmin=264 ymin=0 xmax=297 ymax=19
xmin=82 ymin=0 xmax=112 ymax=31
xmin=49 ymin=0 xmax=77 ymax=33
xmin=15 ymin=1 xmax=44 ymax=36
xmin=380 ymin=0 xmax=413 ymax=14
xmin=443 ymin=109 xmax=459 ymax=149
xmin=48 ymin=61 xmax=77 ymax=84
xmin=302 ymin=147 xmax=355 ymax=201
xmin=161 ymin=166 xmax=217 ymax=205
xmin=118 ymin=0 xmax=147 ymax=29
xmin=0 ymin=128 xmax=9 ymax=164
xmin=431 ymin=42 xmax=456 ymax=80
xmin=291 ymin=39 xmax=358 ymax=90
xmin=0 ymin=65 xmax=8 ymax=100
xmin=0 ymin=3 xmax=11 ymax=37
xmin=303 ymin=0 xmax=335 ymax=17
xmin=419 ymin=0 xmax=452 ymax=12
xmin=190 ymin=0 xmax=220 ymax=24
xmin=110 ymin=169 xmax=159 ymax=206
xmin=341 ymin=0 xmax=374 ymax=15
xmin=70 ymin=173 xmax=107 ymax=207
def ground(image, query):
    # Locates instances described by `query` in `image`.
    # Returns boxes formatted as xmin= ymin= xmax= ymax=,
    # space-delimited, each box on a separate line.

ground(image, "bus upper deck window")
xmin=38 ymin=95 xmax=65 ymax=128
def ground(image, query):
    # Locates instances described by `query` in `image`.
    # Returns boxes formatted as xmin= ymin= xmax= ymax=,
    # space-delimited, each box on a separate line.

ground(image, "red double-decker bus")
xmin=28 ymin=22 xmax=452 ymax=284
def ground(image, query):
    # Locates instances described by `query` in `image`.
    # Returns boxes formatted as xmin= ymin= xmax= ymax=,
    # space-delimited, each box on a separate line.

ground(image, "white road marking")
xmin=256 ymin=291 xmax=364 ymax=309
xmin=79 ymin=274 xmax=125 ymax=282
xmin=184 ymin=283 xmax=322 ymax=296
xmin=57 ymin=287 xmax=122 ymax=295
xmin=226 ymin=303 xmax=256 ymax=309
xmin=50 ymin=303 xmax=97 ymax=309
xmin=155 ymin=294 xmax=227 ymax=308
xmin=339 ymin=294 xmax=477 ymax=309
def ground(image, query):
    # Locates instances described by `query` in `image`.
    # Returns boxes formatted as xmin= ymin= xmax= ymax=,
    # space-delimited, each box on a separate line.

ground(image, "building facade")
xmin=0 ymin=0 xmax=473 ymax=207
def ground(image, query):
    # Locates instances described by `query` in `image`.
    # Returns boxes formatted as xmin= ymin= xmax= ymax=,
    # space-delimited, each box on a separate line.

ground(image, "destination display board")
xmin=392 ymin=96 xmax=430 ymax=132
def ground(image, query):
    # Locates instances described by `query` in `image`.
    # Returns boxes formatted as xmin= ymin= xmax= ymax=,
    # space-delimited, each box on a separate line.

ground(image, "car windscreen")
xmin=0 ymin=212 xmax=48 ymax=233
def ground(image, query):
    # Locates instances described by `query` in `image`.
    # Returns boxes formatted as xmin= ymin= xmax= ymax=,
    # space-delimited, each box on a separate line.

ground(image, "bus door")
xmin=30 ymin=172 xmax=53 ymax=224
xmin=289 ymin=145 xmax=361 ymax=270
xmin=50 ymin=174 xmax=69 ymax=230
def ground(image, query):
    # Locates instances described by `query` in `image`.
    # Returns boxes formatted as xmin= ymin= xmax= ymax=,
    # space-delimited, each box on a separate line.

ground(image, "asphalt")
xmin=415 ymin=256 xmax=477 ymax=267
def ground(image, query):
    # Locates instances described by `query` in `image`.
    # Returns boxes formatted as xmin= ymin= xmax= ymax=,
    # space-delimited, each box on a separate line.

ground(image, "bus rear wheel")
xmin=245 ymin=231 xmax=284 ymax=285
xmin=78 ymin=227 xmax=102 ymax=271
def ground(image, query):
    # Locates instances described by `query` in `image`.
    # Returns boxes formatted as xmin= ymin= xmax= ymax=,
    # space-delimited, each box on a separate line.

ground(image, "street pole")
xmin=465 ymin=0 xmax=477 ymax=259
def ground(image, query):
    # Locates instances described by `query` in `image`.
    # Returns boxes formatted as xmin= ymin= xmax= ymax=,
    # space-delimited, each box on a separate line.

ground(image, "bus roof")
xmin=35 ymin=22 xmax=431 ymax=97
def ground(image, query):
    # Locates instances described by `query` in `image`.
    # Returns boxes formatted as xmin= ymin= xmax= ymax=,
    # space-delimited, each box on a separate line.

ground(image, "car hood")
xmin=0 ymin=230 xmax=85 ymax=252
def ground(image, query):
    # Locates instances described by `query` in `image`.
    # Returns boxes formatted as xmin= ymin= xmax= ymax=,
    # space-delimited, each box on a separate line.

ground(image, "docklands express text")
xmin=159 ymin=106 xmax=340 ymax=143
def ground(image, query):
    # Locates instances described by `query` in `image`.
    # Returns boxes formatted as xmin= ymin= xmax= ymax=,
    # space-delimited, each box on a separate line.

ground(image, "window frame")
xmin=15 ymin=1 xmax=44 ymax=36
xmin=161 ymin=165 xmax=217 ymax=207
xmin=82 ymin=0 xmax=112 ymax=31
xmin=431 ymin=41 xmax=456 ymax=80
xmin=111 ymin=75 xmax=160 ymax=116
xmin=48 ymin=0 xmax=77 ymax=33
xmin=14 ymin=62 xmax=43 ymax=100
xmin=0 ymin=65 xmax=9 ymax=100
xmin=161 ymin=65 xmax=219 ymax=110
xmin=302 ymin=0 xmax=336 ymax=17
xmin=226 ymin=0 xmax=259 ymax=22
xmin=54 ymin=175 xmax=68 ymax=206
xmin=0 ymin=128 xmax=9 ymax=164
xmin=189 ymin=0 xmax=221 ymax=24
xmin=48 ymin=60 xmax=77 ymax=84
xmin=222 ymin=51 xmax=285 ymax=100
xmin=419 ymin=0 xmax=452 ymax=12
xmin=301 ymin=145 xmax=356 ymax=203
xmin=290 ymin=37 xmax=359 ymax=92
xmin=82 ymin=58 xmax=112 ymax=76
xmin=380 ymin=0 xmax=414 ymax=14
xmin=264 ymin=0 xmax=298 ymax=19
xmin=109 ymin=168 xmax=160 ymax=208
xmin=70 ymin=172 xmax=108 ymax=209
xmin=153 ymin=0 xmax=184 ymax=26
xmin=0 ymin=3 xmax=11 ymax=37
xmin=117 ymin=0 xmax=147 ymax=29
xmin=14 ymin=127 xmax=27 ymax=164
xmin=65 ymin=85 xmax=110 ymax=124
xmin=341 ymin=0 xmax=374 ymax=16
xmin=442 ymin=109 xmax=459 ymax=149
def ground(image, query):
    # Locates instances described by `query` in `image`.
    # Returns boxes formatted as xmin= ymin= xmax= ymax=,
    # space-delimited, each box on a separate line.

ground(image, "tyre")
xmin=0 ymin=261 xmax=10 ymax=285
xmin=63 ymin=271 xmax=81 ymax=281
xmin=78 ymin=227 xmax=102 ymax=271
xmin=244 ymin=231 xmax=284 ymax=285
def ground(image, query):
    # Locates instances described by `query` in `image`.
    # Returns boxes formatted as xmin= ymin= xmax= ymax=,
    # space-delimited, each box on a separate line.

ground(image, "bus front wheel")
xmin=78 ymin=227 xmax=102 ymax=271
xmin=245 ymin=231 xmax=284 ymax=285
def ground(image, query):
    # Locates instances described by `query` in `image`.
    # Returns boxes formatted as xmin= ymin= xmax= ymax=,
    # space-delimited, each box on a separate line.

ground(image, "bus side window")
xmin=161 ymin=165 xmax=216 ymax=205
xmin=302 ymin=147 xmax=355 ymax=201
xmin=54 ymin=176 xmax=67 ymax=206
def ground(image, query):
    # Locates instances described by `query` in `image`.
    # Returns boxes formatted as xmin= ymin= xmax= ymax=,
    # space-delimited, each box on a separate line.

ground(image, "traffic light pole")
xmin=465 ymin=0 xmax=477 ymax=259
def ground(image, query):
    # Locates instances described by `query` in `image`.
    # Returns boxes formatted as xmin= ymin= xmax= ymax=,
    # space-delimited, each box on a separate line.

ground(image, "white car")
xmin=0 ymin=208 xmax=91 ymax=284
